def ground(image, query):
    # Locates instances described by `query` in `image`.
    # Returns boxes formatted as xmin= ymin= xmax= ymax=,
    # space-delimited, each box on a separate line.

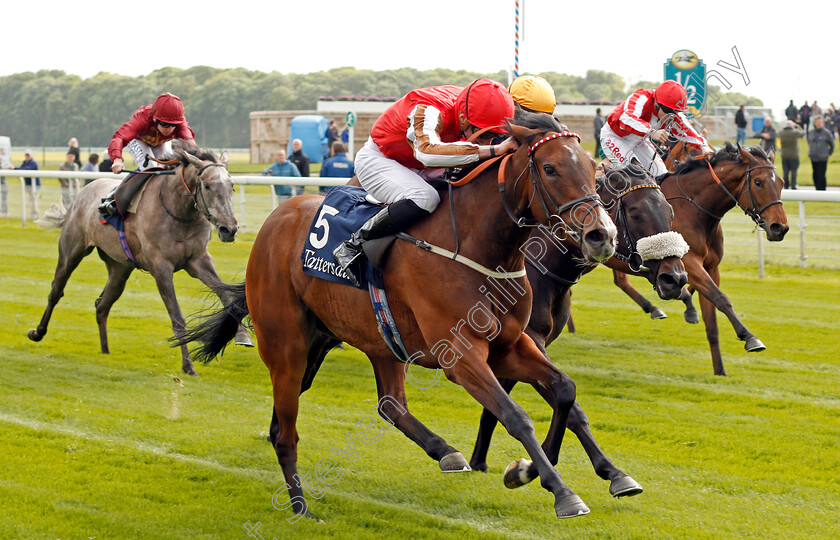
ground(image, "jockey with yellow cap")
xmin=509 ymin=75 xmax=557 ymax=114
xmin=600 ymin=80 xmax=713 ymax=177
xmin=333 ymin=78 xmax=518 ymax=285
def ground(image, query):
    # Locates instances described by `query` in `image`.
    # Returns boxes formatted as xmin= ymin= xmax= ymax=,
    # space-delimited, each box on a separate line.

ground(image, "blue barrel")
xmin=288 ymin=115 xmax=329 ymax=163
xmin=751 ymin=117 xmax=765 ymax=133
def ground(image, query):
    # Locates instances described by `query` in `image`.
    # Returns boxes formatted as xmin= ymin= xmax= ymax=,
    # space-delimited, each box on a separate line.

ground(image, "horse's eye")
xmin=754 ymin=179 xmax=763 ymax=188
xmin=543 ymin=164 xmax=556 ymax=175
xmin=204 ymin=182 xmax=210 ymax=190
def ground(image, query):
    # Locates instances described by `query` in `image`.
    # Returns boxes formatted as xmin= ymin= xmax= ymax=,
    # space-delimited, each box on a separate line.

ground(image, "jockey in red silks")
xmin=333 ymin=78 xmax=518 ymax=285
xmin=99 ymin=92 xmax=196 ymax=218
xmin=599 ymin=80 xmax=713 ymax=177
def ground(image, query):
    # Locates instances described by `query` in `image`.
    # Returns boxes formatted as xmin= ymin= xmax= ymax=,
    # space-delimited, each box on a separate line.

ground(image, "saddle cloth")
xmin=301 ymin=185 xmax=387 ymax=289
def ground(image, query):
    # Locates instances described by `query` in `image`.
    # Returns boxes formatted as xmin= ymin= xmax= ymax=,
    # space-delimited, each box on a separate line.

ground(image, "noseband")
xmin=499 ymin=130 xmax=603 ymax=242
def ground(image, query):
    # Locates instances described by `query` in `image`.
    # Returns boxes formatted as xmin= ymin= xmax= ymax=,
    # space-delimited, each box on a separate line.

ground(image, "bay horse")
xmin=611 ymin=143 xmax=789 ymax=375
xmin=28 ymin=140 xmax=251 ymax=376
xmin=469 ymin=162 xmax=690 ymax=496
xmin=181 ymin=112 xmax=618 ymax=519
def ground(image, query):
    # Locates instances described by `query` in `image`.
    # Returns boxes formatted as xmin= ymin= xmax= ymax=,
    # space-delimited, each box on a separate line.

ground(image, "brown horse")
xmin=28 ymin=141 xmax=250 ymax=376
xmin=469 ymin=162 xmax=689 ymax=496
xmin=181 ymin=112 xmax=618 ymax=520
xmin=611 ymin=143 xmax=789 ymax=375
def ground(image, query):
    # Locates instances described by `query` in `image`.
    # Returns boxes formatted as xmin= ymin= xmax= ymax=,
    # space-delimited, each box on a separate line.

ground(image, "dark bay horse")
xmin=28 ymin=141 xmax=250 ymax=376
xmin=611 ymin=143 xmax=789 ymax=375
xmin=181 ymin=113 xmax=618 ymax=519
xmin=469 ymin=162 xmax=689 ymax=496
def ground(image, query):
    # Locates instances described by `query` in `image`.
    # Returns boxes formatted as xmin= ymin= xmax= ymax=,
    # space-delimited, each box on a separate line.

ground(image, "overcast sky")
xmin=5 ymin=0 xmax=834 ymax=119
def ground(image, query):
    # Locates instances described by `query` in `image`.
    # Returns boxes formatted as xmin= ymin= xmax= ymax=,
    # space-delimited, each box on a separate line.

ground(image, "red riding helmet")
xmin=455 ymin=78 xmax=515 ymax=133
xmin=654 ymin=80 xmax=688 ymax=112
xmin=152 ymin=93 xmax=186 ymax=124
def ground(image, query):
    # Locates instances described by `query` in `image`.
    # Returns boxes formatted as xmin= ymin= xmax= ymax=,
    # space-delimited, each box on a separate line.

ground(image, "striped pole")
xmin=514 ymin=0 xmax=520 ymax=78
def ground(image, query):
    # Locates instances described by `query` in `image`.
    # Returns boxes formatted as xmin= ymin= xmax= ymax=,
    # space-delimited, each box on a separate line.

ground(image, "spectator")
xmin=593 ymin=107 xmax=604 ymax=158
xmin=734 ymin=103 xmax=747 ymax=146
xmin=799 ymin=101 xmax=811 ymax=133
xmin=82 ymin=153 xmax=100 ymax=186
xmin=99 ymin=155 xmax=113 ymax=173
xmin=67 ymin=137 xmax=82 ymax=169
xmin=834 ymin=108 xmax=840 ymax=140
xmin=263 ymin=149 xmax=300 ymax=205
xmin=58 ymin=152 xmax=80 ymax=207
xmin=778 ymin=120 xmax=804 ymax=189
xmin=755 ymin=117 xmax=777 ymax=155
xmin=325 ymin=120 xmax=339 ymax=157
xmin=807 ymin=116 xmax=834 ymax=191
xmin=288 ymin=138 xmax=310 ymax=196
xmin=15 ymin=150 xmax=40 ymax=220
xmin=319 ymin=142 xmax=355 ymax=195
xmin=0 ymin=147 xmax=11 ymax=217
xmin=824 ymin=109 xmax=837 ymax=137
xmin=785 ymin=100 xmax=798 ymax=122
xmin=341 ymin=124 xmax=350 ymax=146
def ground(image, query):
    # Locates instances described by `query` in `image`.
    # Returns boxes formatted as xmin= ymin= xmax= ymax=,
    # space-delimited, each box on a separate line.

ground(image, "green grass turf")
xmin=0 ymin=217 xmax=838 ymax=539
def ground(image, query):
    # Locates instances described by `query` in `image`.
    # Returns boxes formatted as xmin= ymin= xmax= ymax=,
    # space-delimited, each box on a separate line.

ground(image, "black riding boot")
xmin=98 ymin=171 xmax=151 ymax=219
xmin=333 ymin=199 xmax=429 ymax=286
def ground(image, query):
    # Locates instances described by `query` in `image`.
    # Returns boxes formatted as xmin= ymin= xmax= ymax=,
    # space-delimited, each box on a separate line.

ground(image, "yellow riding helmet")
xmin=508 ymin=75 xmax=556 ymax=114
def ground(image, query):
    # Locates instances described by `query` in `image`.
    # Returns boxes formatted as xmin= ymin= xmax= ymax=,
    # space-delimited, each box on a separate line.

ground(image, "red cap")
xmin=654 ymin=81 xmax=689 ymax=112
xmin=152 ymin=93 xmax=186 ymax=124
xmin=455 ymin=79 xmax=514 ymax=133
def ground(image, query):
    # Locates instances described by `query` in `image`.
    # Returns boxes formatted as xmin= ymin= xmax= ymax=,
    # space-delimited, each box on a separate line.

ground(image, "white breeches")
xmin=600 ymin=123 xmax=668 ymax=178
xmin=126 ymin=139 xmax=174 ymax=171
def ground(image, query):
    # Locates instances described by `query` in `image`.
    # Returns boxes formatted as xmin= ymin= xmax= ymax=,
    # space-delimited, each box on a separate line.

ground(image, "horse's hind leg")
xmin=613 ymin=269 xmax=666 ymax=319
xmin=28 ymin=233 xmax=93 ymax=342
xmin=469 ymin=377 xmax=517 ymax=472
xmin=369 ymin=356 xmax=469 ymax=472
xmin=94 ymin=249 xmax=134 ymax=354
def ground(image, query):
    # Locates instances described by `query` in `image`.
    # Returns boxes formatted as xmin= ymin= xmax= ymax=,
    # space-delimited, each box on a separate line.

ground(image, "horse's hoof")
xmin=745 ymin=337 xmax=766 ymax=352
xmin=440 ymin=452 xmax=471 ymax=473
xmin=650 ymin=308 xmax=667 ymax=319
xmin=469 ymin=461 xmax=489 ymax=473
xmin=27 ymin=329 xmax=43 ymax=342
xmin=684 ymin=311 xmax=700 ymax=324
xmin=235 ymin=332 xmax=254 ymax=347
xmin=555 ymin=493 xmax=590 ymax=519
xmin=610 ymin=475 xmax=644 ymax=497
xmin=183 ymin=365 xmax=199 ymax=377
xmin=503 ymin=458 xmax=535 ymax=488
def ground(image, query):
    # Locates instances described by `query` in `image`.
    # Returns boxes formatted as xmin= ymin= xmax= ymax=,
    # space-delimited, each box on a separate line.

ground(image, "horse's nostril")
xmin=584 ymin=229 xmax=606 ymax=246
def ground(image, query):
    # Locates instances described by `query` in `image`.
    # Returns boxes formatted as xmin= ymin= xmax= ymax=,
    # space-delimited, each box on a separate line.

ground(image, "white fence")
xmin=2 ymin=170 xmax=839 ymax=272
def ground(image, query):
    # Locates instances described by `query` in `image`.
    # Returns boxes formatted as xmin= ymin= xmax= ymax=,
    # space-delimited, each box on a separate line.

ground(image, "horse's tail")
xmin=35 ymin=203 xmax=67 ymax=231
xmin=175 ymin=281 xmax=250 ymax=364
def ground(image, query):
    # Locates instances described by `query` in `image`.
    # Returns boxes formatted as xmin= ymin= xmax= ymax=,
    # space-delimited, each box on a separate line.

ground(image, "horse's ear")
xmin=766 ymin=147 xmax=776 ymax=163
xmin=180 ymin=148 xmax=204 ymax=169
xmin=737 ymin=144 xmax=756 ymax=164
xmin=219 ymin=151 xmax=230 ymax=167
xmin=507 ymin=122 xmax=539 ymax=145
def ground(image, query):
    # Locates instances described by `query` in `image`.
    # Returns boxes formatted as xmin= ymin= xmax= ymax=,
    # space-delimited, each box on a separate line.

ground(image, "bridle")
xmin=158 ymin=161 xmax=227 ymax=225
xmin=498 ymin=130 xmax=604 ymax=243
xmin=666 ymin=158 xmax=782 ymax=228
xmin=610 ymin=182 xmax=662 ymax=272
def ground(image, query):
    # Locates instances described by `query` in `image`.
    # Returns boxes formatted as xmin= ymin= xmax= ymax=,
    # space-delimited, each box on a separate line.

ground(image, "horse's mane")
xmin=164 ymin=139 xmax=219 ymax=169
xmin=664 ymin=142 xmax=768 ymax=179
xmin=511 ymin=108 xmax=566 ymax=134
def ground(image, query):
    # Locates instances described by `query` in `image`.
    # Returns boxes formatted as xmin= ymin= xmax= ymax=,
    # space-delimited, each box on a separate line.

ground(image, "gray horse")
xmin=28 ymin=141 xmax=252 ymax=376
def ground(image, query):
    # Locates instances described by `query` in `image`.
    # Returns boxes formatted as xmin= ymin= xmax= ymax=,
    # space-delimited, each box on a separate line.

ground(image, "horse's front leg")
xmin=684 ymin=256 xmax=763 ymax=376
xmin=681 ymin=285 xmax=700 ymax=324
xmin=369 ymin=355 xmax=470 ymax=472
xmin=149 ymin=262 xmax=196 ymax=376
xmin=449 ymin=336 xmax=589 ymax=518
xmin=612 ymin=269 xmax=666 ymax=319
xmin=184 ymin=253 xmax=253 ymax=347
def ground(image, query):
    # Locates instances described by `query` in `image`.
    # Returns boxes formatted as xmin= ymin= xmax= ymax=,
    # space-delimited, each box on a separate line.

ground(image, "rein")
xmin=665 ymin=159 xmax=782 ymax=227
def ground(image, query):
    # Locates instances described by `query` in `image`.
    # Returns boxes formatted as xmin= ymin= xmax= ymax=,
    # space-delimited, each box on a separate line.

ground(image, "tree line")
xmin=0 ymin=66 xmax=762 ymax=148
